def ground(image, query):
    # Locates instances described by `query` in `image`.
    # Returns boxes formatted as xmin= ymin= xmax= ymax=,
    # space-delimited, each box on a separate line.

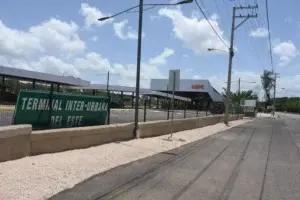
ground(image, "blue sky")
xmin=0 ymin=0 xmax=299 ymax=97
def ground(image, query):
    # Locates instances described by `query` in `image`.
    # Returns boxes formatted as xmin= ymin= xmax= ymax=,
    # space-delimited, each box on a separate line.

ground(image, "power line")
xmin=265 ymin=0 xmax=274 ymax=71
xmin=244 ymin=23 xmax=265 ymax=69
xmin=194 ymin=0 xmax=230 ymax=49
xmin=213 ymin=0 xmax=222 ymax=16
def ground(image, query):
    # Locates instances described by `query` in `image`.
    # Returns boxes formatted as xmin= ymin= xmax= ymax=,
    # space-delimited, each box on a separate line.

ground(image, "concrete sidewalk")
xmin=0 ymin=119 xmax=250 ymax=200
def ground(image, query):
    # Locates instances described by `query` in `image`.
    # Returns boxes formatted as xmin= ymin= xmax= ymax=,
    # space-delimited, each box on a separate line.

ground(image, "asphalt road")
xmin=0 ymin=109 xmax=210 ymax=126
xmin=277 ymin=112 xmax=300 ymax=149
xmin=49 ymin=118 xmax=300 ymax=200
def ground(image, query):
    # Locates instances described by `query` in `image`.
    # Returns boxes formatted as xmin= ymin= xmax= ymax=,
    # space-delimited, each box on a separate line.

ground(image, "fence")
xmin=0 ymin=101 xmax=218 ymax=128
xmin=0 ymin=86 xmax=223 ymax=128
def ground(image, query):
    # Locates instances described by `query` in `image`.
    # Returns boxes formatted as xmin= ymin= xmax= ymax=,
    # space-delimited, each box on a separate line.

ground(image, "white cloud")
xmin=249 ymin=28 xmax=268 ymax=38
xmin=0 ymin=18 xmax=85 ymax=60
xmin=273 ymin=41 xmax=299 ymax=66
xmin=158 ymin=7 xmax=229 ymax=54
xmin=0 ymin=21 xmax=42 ymax=58
xmin=80 ymin=3 xmax=113 ymax=28
xmin=113 ymin=20 xmax=139 ymax=40
xmin=91 ymin=36 xmax=98 ymax=42
xmin=207 ymin=70 xmax=263 ymax=99
xmin=29 ymin=18 xmax=85 ymax=56
xmin=204 ymin=69 xmax=300 ymax=99
xmin=30 ymin=56 xmax=81 ymax=77
xmin=284 ymin=16 xmax=292 ymax=23
xmin=150 ymin=15 xmax=160 ymax=20
xmin=192 ymin=75 xmax=202 ymax=79
xmin=210 ymin=13 xmax=219 ymax=21
xmin=0 ymin=17 xmax=111 ymax=78
xmin=113 ymin=62 xmax=165 ymax=88
xmin=0 ymin=15 xmax=170 ymax=88
xmin=149 ymin=48 xmax=175 ymax=66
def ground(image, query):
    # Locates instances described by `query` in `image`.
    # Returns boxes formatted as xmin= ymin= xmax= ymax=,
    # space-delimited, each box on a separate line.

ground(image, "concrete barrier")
xmin=140 ymin=115 xmax=224 ymax=138
xmin=0 ymin=115 xmax=243 ymax=161
xmin=30 ymin=123 xmax=134 ymax=155
xmin=0 ymin=125 xmax=32 ymax=162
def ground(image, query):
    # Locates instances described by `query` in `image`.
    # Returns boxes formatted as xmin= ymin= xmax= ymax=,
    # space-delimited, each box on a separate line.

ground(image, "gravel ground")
xmin=0 ymin=119 xmax=250 ymax=200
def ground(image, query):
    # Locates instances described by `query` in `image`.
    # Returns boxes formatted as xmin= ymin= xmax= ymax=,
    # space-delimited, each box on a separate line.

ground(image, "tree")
xmin=222 ymin=88 xmax=257 ymax=104
xmin=261 ymin=69 xmax=273 ymax=106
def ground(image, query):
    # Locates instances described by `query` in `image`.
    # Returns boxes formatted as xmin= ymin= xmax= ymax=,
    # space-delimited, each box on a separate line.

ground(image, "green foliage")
xmin=275 ymin=97 xmax=300 ymax=113
xmin=222 ymin=88 xmax=257 ymax=104
xmin=261 ymin=69 xmax=274 ymax=105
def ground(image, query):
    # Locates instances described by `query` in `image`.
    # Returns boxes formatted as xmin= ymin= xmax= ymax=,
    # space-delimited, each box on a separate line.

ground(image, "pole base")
xmin=224 ymin=120 xmax=229 ymax=126
xmin=134 ymin=127 xmax=140 ymax=139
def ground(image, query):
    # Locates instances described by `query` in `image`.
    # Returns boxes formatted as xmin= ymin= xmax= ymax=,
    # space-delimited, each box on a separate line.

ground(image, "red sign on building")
xmin=192 ymin=84 xmax=204 ymax=89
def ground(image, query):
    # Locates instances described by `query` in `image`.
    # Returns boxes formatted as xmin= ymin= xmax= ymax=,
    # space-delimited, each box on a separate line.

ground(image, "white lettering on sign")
xmin=26 ymin=98 xmax=33 ymax=110
xmin=32 ymin=98 xmax=39 ymax=110
xmin=38 ymin=98 xmax=47 ymax=110
xmin=21 ymin=97 xmax=107 ymax=112
xmin=21 ymin=98 xmax=63 ymax=111
xmin=21 ymin=97 xmax=28 ymax=110
xmin=67 ymin=116 xmax=83 ymax=127
xmin=65 ymin=101 xmax=84 ymax=111
xmin=51 ymin=116 xmax=62 ymax=127
xmin=87 ymin=101 xmax=107 ymax=111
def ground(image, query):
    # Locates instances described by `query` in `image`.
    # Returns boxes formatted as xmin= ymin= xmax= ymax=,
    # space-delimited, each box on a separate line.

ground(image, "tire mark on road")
xmin=95 ymin=127 xmax=245 ymax=200
xmin=258 ymin=124 xmax=274 ymax=200
xmin=171 ymin=127 xmax=251 ymax=200
xmin=219 ymin=128 xmax=256 ymax=200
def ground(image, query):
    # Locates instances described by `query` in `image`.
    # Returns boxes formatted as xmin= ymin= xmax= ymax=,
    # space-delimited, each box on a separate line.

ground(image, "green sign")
xmin=13 ymin=90 xmax=109 ymax=129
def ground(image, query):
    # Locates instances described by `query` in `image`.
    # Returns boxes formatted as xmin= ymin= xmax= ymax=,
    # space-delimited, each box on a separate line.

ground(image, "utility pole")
xmin=107 ymin=70 xmax=111 ymax=125
xmin=224 ymin=4 xmax=258 ymax=125
xmin=238 ymin=78 xmax=241 ymax=95
xmin=272 ymin=73 xmax=279 ymax=116
xmin=133 ymin=0 xmax=144 ymax=138
xmin=106 ymin=70 xmax=110 ymax=94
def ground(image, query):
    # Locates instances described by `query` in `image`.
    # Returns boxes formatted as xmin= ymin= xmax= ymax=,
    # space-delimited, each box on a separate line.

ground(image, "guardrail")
xmin=0 ymin=115 xmax=243 ymax=162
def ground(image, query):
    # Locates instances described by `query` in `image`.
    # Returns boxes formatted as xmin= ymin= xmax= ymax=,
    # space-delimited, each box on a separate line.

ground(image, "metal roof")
xmin=0 ymin=65 xmax=90 ymax=86
xmin=72 ymin=84 xmax=191 ymax=101
xmin=71 ymin=84 xmax=151 ymax=93
xmin=142 ymin=91 xmax=191 ymax=102
xmin=150 ymin=79 xmax=224 ymax=102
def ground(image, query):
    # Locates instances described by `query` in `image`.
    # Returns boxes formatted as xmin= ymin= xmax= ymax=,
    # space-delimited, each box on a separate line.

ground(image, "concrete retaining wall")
xmin=31 ymin=123 xmax=134 ymax=155
xmin=0 ymin=125 xmax=32 ymax=162
xmin=0 ymin=115 xmax=243 ymax=162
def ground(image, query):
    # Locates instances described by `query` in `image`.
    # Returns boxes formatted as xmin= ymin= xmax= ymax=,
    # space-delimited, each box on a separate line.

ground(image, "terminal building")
xmin=150 ymin=78 xmax=224 ymax=110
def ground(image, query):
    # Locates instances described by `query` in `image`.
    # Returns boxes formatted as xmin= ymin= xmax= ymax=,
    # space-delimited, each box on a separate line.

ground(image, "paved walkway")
xmin=50 ymin=119 xmax=300 ymax=200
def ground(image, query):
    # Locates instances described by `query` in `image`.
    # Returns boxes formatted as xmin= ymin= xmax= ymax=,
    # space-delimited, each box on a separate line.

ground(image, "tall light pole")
xmin=98 ymin=0 xmax=193 ymax=138
xmin=222 ymin=5 xmax=257 ymax=125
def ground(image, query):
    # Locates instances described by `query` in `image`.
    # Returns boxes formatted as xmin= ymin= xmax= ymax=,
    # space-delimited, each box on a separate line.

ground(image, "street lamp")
xmin=99 ymin=0 xmax=193 ymax=138
xmin=98 ymin=0 xmax=193 ymax=21
xmin=207 ymin=48 xmax=229 ymax=53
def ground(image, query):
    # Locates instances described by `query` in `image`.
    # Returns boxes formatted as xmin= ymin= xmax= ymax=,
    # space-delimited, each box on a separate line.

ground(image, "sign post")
xmin=168 ymin=69 xmax=180 ymax=138
xmin=13 ymin=90 xmax=109 ymax=129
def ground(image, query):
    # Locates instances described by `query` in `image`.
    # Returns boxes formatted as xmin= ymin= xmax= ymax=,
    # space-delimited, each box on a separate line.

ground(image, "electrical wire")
xmin=194 ymin=0 xmax=230 ymax=49
xmin=213 ymin=0 xmax=222 ymax=15
xmin=247 ymin=20 xmax=267 ymax=68
xmin=265 ymin=0 xmax=274 ymax=71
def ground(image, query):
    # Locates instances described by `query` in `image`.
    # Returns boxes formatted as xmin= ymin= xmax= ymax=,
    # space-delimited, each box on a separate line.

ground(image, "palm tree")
xmin=222 ymin=88 xmax=257 ymax=104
